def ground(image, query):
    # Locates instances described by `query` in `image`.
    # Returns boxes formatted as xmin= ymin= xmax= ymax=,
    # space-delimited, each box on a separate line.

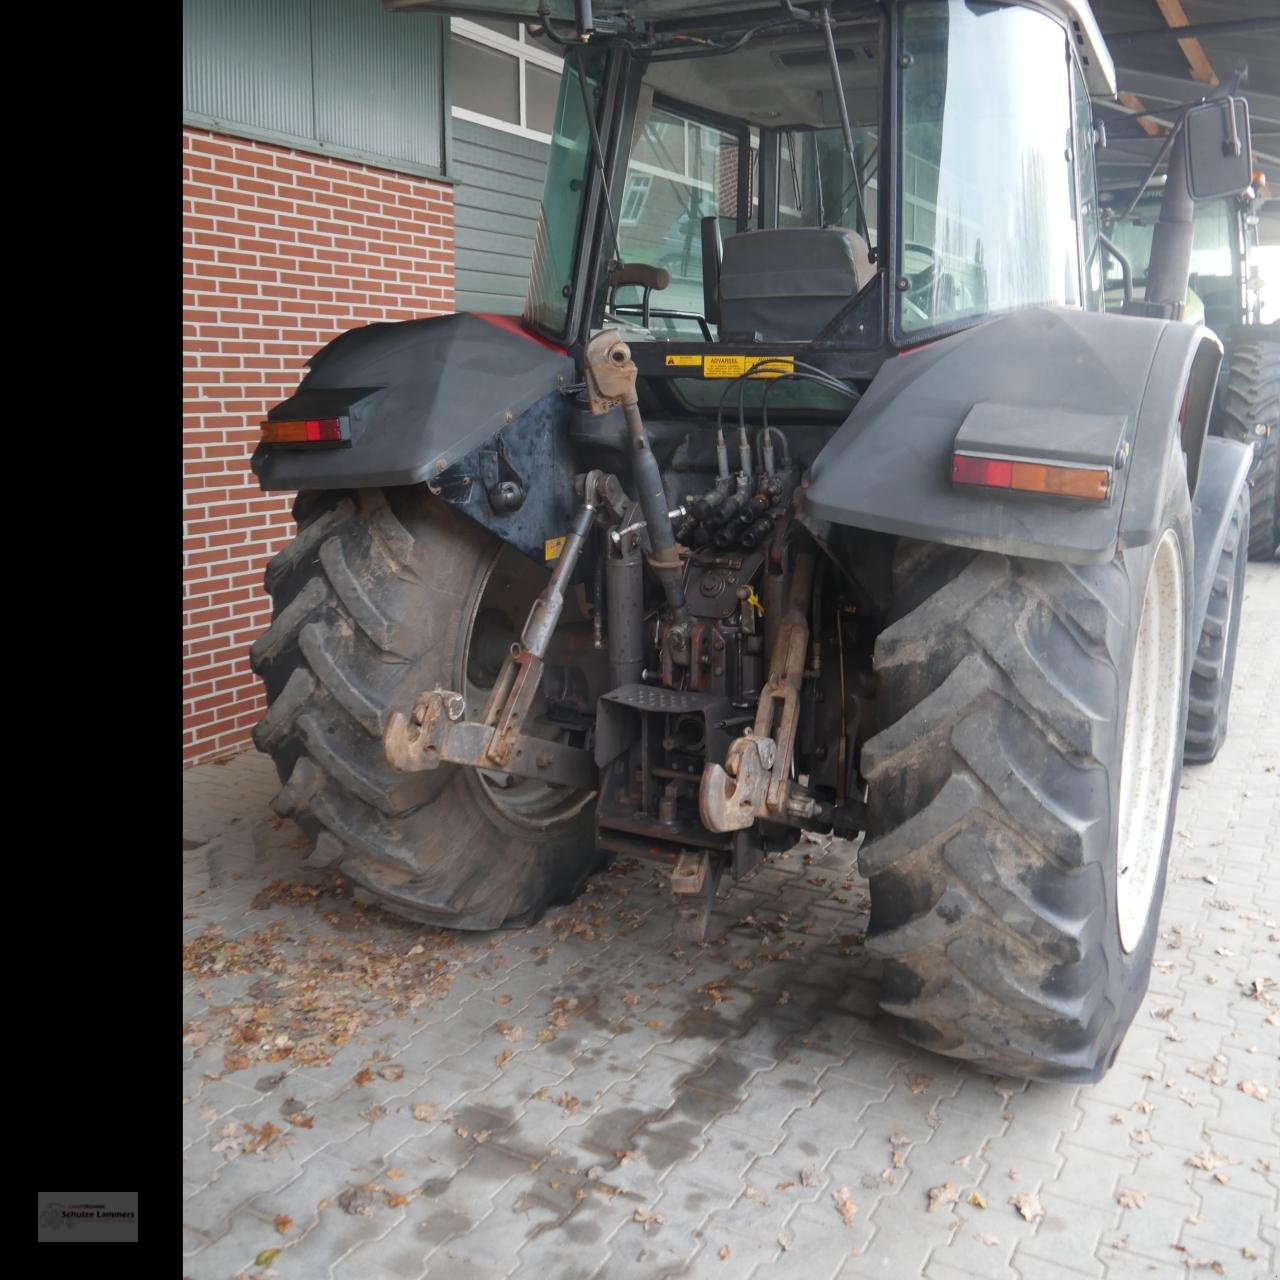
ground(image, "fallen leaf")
xmin=1116 ymin=1188 xmax=1146 ymax=1209
xmin=273 ymin=1214 xmax=293 ymax=1234
xmin=255 ymin=1248 xmax=280 ymax=1267
xmin=776 ymin=1181 xmax=795 ymax=1192
xmin=744 ymin=1186 xmax=769 ymax=1206
xmin=1131 ymin=1099 xmax=1154 ymax=1115
xmin=833 ymin=1187 xmax=859 ymax=1225
xmin=359 ymin=1104 xmax=387 ymax=1125
xmin=1010 ymin=1192 xmax=1044 ymax=1222
xmin=623 ymin=994 xmax=642 ymax=1006
xmin=1238 ymin=1080 xmax=1269 ymax=1101
xmin=536 ymin=1029 xmax=556 ymax=1043
xmin=974 ymin=1232 xmax=1000 ymax=1246
xmin=337 ymin=1185 xmax=376 ymax=1217
xmin=777 ymin=1229 xmax=793 ymax=1251
xmin=387 ymin=1168 xmax=403 ymax=1180
xmin=1131 ymin=1128 xmax=1152 ymax=1144
xmin=800 ymin=1167 xmax=819 ymax=1187
xmin=1242 ymin=1247 xmax=1258 ymax=1260
xmin=1212 ymin=1171 xmax=1230 ymax=1185
xmin=968 ymin=1190 xmax=988 ymax=1209
xmin=494 ymin=994 xmax=513 ymax=1005
xmin=288 ymin=1112 xmax=314 ymax=1129
xmin=1186 ymin=1151 xmax=1231 ymax=1172
xmin=718 ymin=1246 xmax=730 ymax=1260
xmin=928 ymin=1181 xmax=959 ymax=1213
xmin=906 ymin=1070 xmax=935 ymax=1094
xmin=353 ymin=1068 xmax=374 ymax=1087
xmin=410 ymin=1103 xmax=438 ymax=1122
xmin=953 ymin=1154 xmax=972 ymax=1168
xmin=557 ymin=1093 xmax=581 ymax=1115
xmin=496 ymin=1049 xmax=514 ymax=1069
xmin=474 ymin=1130 xmax=491 ymax=1144
xmin=379 ymin=1065 xmax=405 ymax=1082
xmin=634 ymin=1207 xmax=664 ymax=1232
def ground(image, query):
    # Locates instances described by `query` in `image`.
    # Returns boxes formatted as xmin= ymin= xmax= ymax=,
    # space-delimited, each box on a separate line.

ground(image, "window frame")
xmin=450 ymin=17 xmax=564 ymax=143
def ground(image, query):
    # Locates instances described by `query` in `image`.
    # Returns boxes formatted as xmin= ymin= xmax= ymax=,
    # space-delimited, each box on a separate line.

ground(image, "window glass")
xmin=616 ymin=103 xmax=740 ymax=322
xmin=526 ymin=62 xmax=560 ymax=135
xmin=898 ymin=1 xmax=1080 ymax=335
xmin=451 ymin=38 xmax=518 ymax=125
xmin=524 ymin=49 xmax=607 ymax=337
xmin=776 ymin=126 xmax=877 ymax=246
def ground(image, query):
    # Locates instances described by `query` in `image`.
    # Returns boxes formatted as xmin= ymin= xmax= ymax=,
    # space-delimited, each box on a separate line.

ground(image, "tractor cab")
xmin=391 ymin=0 xmax=1117 ymax=394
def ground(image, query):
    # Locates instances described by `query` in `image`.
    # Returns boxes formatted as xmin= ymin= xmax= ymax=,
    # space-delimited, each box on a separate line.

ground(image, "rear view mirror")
xmin=1184 ymin=97 xmax=1252 ymax=200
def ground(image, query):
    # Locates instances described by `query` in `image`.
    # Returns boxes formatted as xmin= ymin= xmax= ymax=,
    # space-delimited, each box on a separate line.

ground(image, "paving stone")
xmin=180 ymin=564 xmax=1280 ymax=1280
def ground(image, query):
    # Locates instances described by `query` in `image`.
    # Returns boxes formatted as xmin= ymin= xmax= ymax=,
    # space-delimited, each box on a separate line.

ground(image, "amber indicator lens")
xmin=952 ymin=452 xmax=1109 ymax=502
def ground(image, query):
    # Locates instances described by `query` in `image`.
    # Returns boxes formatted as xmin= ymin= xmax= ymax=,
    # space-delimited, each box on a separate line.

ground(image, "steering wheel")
xmin=901 ymin=241 xmax=940 ymax=294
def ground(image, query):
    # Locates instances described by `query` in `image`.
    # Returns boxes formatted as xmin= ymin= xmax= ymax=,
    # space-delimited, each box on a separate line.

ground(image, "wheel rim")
xmin=1116 ymin=529 xmax=1185 ymax=953
xmin=461 ymin=543 xmax=596 ymax=831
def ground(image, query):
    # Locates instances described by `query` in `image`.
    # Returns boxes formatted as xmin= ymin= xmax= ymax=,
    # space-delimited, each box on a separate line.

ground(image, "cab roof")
xmin=384 ymin=0 xmax=1117 ymax=95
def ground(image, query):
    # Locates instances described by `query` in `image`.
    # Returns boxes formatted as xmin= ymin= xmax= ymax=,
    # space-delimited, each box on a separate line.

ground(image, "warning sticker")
xmin=544 ymin=536 xmax=567 ymax=561
xmin=664 ymin=354 xmax=703 ymax=367
xmin=703 ymin=354 xmax=794 ymax=379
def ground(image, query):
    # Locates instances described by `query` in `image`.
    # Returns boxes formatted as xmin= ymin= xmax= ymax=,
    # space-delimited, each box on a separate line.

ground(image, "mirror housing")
xmin=1184 ymin=98 xmax=1252 ymax=200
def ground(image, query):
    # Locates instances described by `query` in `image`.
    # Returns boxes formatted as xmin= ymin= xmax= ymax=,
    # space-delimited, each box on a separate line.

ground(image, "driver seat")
xmin=717 ymin=227 xmax=874 ymax=342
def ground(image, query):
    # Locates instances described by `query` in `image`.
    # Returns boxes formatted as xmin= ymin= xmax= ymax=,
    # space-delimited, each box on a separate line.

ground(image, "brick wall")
xmin=182 ymin=128 xmax=456 ymax=765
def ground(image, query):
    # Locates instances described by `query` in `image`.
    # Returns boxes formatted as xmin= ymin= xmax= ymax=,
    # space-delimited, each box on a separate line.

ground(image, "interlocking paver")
xmin=182 ymin=562 xmax=1280 ymax=1278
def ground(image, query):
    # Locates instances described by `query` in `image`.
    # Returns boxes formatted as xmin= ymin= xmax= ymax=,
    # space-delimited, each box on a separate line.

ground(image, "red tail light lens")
xmin=259 ymin=417 xmax=348 ymax=446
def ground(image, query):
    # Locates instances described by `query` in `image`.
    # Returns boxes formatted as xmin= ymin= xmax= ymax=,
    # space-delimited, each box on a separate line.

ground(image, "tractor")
xmin=1101 ymin=181 xmax=1278 ymax=565
xmin=248 ymin=0 xmax=1259 ymax=1082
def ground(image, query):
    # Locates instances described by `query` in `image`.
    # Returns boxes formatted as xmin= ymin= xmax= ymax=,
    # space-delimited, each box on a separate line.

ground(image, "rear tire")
xmin=860 ymin=467 xmax=1192 ymax=1081
xmin=250 ymin=488 xmax=601 ymax=930
xmin=1183 ymin=486 xmax=1248 ymax=763
xmin=1213 ymin=338 xmax=1279 ymax=560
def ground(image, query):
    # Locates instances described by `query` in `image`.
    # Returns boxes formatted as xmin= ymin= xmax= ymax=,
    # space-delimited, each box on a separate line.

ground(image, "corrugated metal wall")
xmin=183 ymin=0 xmax=447 ymax=178
xmin=452 ymin=119 xmax=550 ymax=313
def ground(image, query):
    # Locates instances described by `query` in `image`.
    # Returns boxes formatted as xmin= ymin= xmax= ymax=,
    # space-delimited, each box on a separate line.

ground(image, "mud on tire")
xmin=859 ymin=472 xmax=1192 ymax=1082
xmin=250 ymin=488 xmax=601 ymax=930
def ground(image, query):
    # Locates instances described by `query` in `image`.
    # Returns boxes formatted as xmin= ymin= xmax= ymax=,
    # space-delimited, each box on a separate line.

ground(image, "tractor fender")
xmin=1187 ymin=435 xmax=1253 ymax=653
xmin=252 ymin=312 xmax=575 ymax=492
xmin=806 ymin=307 xmax=1223 ymax=566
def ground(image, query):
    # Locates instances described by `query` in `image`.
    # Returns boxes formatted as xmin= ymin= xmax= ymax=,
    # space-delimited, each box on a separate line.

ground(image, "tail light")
xmin=259 ymin=417 xmax=350 ymax=447
xmin=952 ymin=451 xmax=1111 ymax=502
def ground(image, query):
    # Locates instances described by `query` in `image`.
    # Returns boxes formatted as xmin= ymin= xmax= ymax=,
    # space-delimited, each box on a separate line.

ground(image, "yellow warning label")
xmin=664 ymin=354 xmax=703 ymax=367
xmin=544 ymin=536 xmax=567 ymax=561
xmin=702 ymin=354 xmax=794 ymax=379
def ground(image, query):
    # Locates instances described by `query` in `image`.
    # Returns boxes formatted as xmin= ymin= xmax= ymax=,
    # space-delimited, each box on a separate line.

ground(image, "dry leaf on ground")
xmin=800 ymin=1167 xmax=819 ymax=1187
xmin=634 ymin=1207 xmax=664 ymax=1232
xmin=1116 ymin=1188 xmax=1146 ymax=1209
xmin=1238 ymin=1080 xmax=1269 ymax=1101
xmin=274 ymin=1215 xmax=293 ymax=1234
xmin=718 ymin=1246 xmax=730 ymax=1260
xmin=928 ymin=1181 xmax=959 ymax=1212
xmin=410 ymin=1103 xmax=437 ymax=1122
xmin=1010 ymin=1192 xmax=1044 ymax=1222
xmin=905 ymin=1071 xmax=934 ymax=1094
xmin=379 ymin=1065 xmax=404 ymax=1082
xmin=833 ymin=1187 xmax=859 ymax=1225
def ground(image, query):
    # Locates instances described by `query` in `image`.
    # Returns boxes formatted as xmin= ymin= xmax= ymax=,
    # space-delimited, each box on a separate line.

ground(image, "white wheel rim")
xmin=1116 ymin=529 xmax=1185 ymax=953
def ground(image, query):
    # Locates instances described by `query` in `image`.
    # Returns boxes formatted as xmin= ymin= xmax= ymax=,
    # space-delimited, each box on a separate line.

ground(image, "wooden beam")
xmin=1153 ymin=0 xmax=1220 ymax=86
xmin=1118 ymin=90 xmax=1166 ymax=137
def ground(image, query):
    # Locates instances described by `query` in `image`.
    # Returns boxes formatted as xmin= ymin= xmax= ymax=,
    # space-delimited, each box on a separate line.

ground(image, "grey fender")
xmin=251 ymin=312 xmax=574 ymax=491
xmin=1187 ymin=435 xmax=1253 ymax=651
xmin=806 ymin=307 xmax=1223 ymax=565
